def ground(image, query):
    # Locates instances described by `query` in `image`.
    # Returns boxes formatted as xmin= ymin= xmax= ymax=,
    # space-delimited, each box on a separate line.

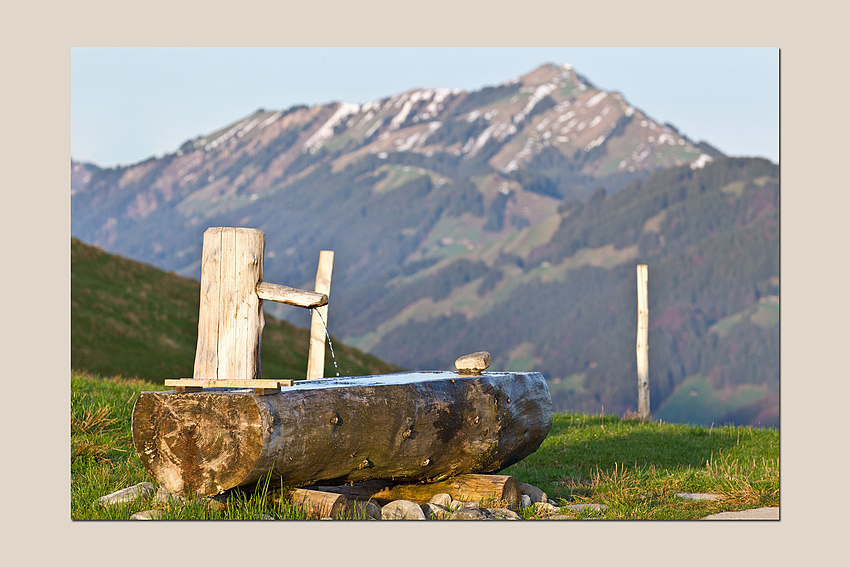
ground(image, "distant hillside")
xmin=71 ymin=238 xmax=401 ymax=383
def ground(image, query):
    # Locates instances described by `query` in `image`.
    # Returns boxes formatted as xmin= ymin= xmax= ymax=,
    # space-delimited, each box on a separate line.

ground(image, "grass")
xmin=71 ymin=370 xmax=778 ymax=520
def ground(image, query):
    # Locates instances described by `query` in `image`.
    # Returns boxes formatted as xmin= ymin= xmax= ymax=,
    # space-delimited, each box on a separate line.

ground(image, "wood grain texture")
xmin=193 ymin=228 xmax=222 ymax=380
xmin=283 ymin=488 xmax=349 ymax=519
xmin=636 ymin=264 xmax=650 ymax=419
xmin=192 ymin=227 xmax=266 ymax=381
xmin=133 ymin=371 xmax=553 ymax=498
xmin=307 ymin=250 xmax=334 ymax=380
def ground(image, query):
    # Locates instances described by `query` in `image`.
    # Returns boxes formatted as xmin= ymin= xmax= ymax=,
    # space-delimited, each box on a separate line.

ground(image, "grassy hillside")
xmin=71 ymin=238 xmax=401 ymax=383
xmin=72 ymin=371 xmax=778 ymax=520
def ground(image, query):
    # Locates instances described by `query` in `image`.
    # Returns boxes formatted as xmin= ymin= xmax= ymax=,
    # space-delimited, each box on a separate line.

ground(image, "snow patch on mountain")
xmin=303 ymin=102 xmax=361 ymax=153
xmin=513 ymin=83 xmax=557 ymax=124
xmin=690 ymin=154 xmax=714 ymax=169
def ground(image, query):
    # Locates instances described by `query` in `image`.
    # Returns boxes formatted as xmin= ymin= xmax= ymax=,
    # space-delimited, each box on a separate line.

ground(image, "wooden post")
xmin=166 ymin=227 xmax=327 ymax=393
xmin=636 ymin=264 xmax=650 ymax=420
xmin=306 ymin=250 xmax=334 ymax=380
xmin=192 ymin=227 xmax=265 ymax=382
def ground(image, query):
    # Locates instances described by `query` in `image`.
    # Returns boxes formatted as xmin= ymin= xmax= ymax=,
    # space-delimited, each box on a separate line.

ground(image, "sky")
xmin=71 ymin=47 xmax=779 ymax=167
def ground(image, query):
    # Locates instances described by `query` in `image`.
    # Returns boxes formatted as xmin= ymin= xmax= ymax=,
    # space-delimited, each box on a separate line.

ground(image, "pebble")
xmin=421 ymin=502 xmax=451 ymax=520
xmin=676 ymin=492 xmax=721 ymax=501
xmin=563 ymin=503 xmax=608 ymax=512
xmin=488 ymin=507 xmax=522 ymax=520
xmin=534 ymin=502 xmax=563 ymax=515
xmin=381 ymin=499 xmax=427 ymax=520
xmin=93 ymin=482 xmax=155 ymax=508
xmin=428 ymin=493 xmax=453 ymax=508
xmin=520 ymin=482 xmax=548 ymax=504
xmin=454 ymin=352 xmax=491 ymax=374
xmin=98 ymin=480 xmax=596 ymax=521
xmin=130 ymin=509 xmax=165 ymax=520
xmin=451 ymin=507 xmax=493 ymax=520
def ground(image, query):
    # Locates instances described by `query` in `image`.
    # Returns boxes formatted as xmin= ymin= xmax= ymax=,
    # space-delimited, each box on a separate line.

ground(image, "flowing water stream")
xmin=314 ymin=308 xmax=339 ymax=377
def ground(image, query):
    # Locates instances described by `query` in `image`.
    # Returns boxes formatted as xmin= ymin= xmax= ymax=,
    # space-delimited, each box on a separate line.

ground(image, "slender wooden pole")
xmin=307 ymin=251 xmax=334 ymax=380
xmin=636 ymin=264 xmax=650 ymax=420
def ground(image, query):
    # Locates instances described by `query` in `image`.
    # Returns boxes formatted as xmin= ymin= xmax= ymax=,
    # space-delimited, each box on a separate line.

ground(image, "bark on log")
xmin=132 ymin=371 xmax=552 ymax=498
xmin=309 ymin=474 xmax=520 ymax=507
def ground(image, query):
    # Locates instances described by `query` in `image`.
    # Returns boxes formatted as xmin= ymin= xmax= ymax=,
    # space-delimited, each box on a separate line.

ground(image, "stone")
xmin=519 ymin=482 xmax=548 ymax=504
xmin=421 ymin=502 xmax=452 ymax=520
xmin=545 ymin=514 xmax=572 ymax=520
xmin=454 ymin=351 xmax=491 ymax=374
xmin=254 ymin=514 xmax=276 ymax=520
xmin=487 ymin=507 xmax=522 ymax=520
xmin=130 ymin=509 xmax=165 ymax=520
xmin=451 ymin=507 xmax=494 ymax=520
xmin=533 ymin=502 xmax=562 ymax=515
xmin=676 ymin=492 xmax=721 ymax=501
xmin=350 ymin=500 xmax=382 ymax=520
xmin=701 ymin=507 xmax=779 ymax=520
xmin=521 ymin=494 xmax=532 ymax=508
xmin=428 ymin=493 xmax=453 ymax=508
xmin=563 ymin=503 xmax=608 ymax=513
xmin=381 ymin=499 xmax=427 ymax=520
xmin=93 ymin=482 xmax=155 ymax=508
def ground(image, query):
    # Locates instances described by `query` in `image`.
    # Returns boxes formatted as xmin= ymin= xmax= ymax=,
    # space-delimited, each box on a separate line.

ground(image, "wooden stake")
xmin=307 ymin=251 xmax=334 ymax=380
xmin=636 ymin=264 xmax=650 ymax=420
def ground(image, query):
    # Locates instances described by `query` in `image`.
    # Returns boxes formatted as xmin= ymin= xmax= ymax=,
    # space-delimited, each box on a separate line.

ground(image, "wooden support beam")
xmin=309 ymin=474 xmax=521 ymax=507
xmin=307 ymin=250 xmax=334 ymax=380
xmin=256 ymin=282 xmax=328 ymax=308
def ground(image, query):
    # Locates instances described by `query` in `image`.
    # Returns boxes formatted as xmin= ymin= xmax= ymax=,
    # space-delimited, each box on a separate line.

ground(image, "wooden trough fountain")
xmin=131 ymin=227 xmax=553 ymax=500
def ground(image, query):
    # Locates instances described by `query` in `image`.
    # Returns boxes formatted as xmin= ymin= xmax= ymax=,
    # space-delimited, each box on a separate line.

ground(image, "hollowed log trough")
xmin=132 ymin=371 xmax=552 ymax=499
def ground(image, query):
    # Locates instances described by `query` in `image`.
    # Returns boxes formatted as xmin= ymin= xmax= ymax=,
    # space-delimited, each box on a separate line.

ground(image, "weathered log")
xmin=309 ymin=474 xmax=520 ymax=507
xmin=132 ymin=371 xmax=552 ymax=498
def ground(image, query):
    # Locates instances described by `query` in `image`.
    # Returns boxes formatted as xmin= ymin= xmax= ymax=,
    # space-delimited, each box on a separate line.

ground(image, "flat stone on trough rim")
xmin=455 ymin=351 xmax=491 ymax=374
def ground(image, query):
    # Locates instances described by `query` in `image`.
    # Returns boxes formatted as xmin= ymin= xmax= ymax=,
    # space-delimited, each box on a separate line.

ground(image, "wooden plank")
xmin=256 ymin=282 xmax=328 ymax=308
xmin=307 ymin=250 xmax=334 ymax=380
xmin=164 ymin=379 xmax=291 ymax=389
xmin=193 ymin=228 xmax=222 ymax=380
xmin=636 ymin=264 xmax=650 ymax=420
